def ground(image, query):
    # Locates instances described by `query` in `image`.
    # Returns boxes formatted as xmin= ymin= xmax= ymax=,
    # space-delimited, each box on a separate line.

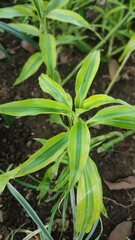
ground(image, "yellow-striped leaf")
xmin=68 ymin=118 xmax=90 ymax=189
xmin=77 ymin=94 xmax=128 ymax=114
xmin=16 ymin=132 xmax=68 ymax=177
xmin=97 ymin=116 xmax=135 ymax=130
xmin=47 ymin=0 xmax=70 ymax=12
xmin=9 ymin=23 xmax=39 ymax=36
xmin=87 ymin=105 xmax=135 ymax=129
xmin=76 ymin=157 xmax=103 ymax=233
xmin=0 ymin=5 xmax=34 ymax=18
xmin=46 ymin=9 xmax=90 ymax=29
xmin=75 ymin=51 xmax=100 ymax=107
xmin=0 ymin=99 xmax=71 ymax=116
xmin=39 ymin=74 xmax=72 ymax=109
xmin=14 ymin=52 xmax=43 ymax=85
xmin=0 ymin=132 xmax=68 ymax=193
xmin=40 ymin=32 xmax=56 ymax=77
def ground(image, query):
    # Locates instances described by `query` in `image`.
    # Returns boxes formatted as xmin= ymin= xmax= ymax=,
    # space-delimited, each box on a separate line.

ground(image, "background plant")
xmin=0 ymin=0 xmax=96 ymax=85
xmin=0 ymin=51 xmax=135 ymax=238
xmin=1 ymin=0 xmax=135 ymax=89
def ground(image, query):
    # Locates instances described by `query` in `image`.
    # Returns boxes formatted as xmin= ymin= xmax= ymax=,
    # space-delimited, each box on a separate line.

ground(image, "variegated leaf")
xmin=14 ymin=52 xmax=43 ymax=85
xmin=0 ymin=99 xmax=71 ymax=116
xmin=47 ymin=0 xmax=70 ymax=12
xmin=77 ymin=94 xmax=128 ymax=114
xmin=0 ymin=132 xmax=68 ymax=193
xmin=39 ymin=32 xmax=56 ymax=77
xmin=76 ymin=157 xmax=103 ymax=233
xmin=39 ymin=74 xmax=72 ymax=109
xmin=46 ymin=9 xmax=90 ymax=29
xmin=9 ymin=23 xmax=39 ymax=36
xmin=87 ymin=105 xmax=135 ymax=129
xmin=75 ymin=51 xmax=100 ymax=107
xmin=31 ymin=0 xmax=44 ymax=19
xmin=0 ymin=5 xmax=35 ymax=18
xmin=68 ymin=118 xmax=90 ymax=189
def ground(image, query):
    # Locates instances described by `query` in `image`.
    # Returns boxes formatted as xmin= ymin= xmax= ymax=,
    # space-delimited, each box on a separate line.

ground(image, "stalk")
xmin=105 ymin=53 xmax=130 ymax=94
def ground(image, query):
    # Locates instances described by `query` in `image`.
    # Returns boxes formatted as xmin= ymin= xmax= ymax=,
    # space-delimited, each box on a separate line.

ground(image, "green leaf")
xmin=9 ymin=23 xmax=39 ymax=36
xmin=39 ymin=74 xmax=72 ymax=108
xmin=50 ymin=114 xmax=68 ymax=129
xmin=38 ymin=161 xmax=59 ymax=199
xmin=68 ymin=118 xmax=90 ymax=189
xmin=57 ymin=34 xmax=88 ymax=46
xmin=87 ymin=105 xmax=135 ymax=129
xmin=14 ymin=52 xmax=43 ymax=85
xmin=34 ymin=138 xmax=46 ymax=145
xmin=119 ymin=34 xmax=135 ymax=62
xmin=0 ymin=5 xmax=35 ymax=18
xmin=31 ymin=0 xmax=44 ymax=19
xmin=39 ymin=32 xmax=56 ymax=77
xmin=0 ymin=99 xmax=71 ymax=116
xmin=47 ymin=0 xmax=70 ymax=12
xmin=0 ymin=174 xmax=10 ymax=193
xmin=77 ymin=94 xmax=128 ymax=114
xmin=7 ymin=183 xmax=54 ymax=240
xmin=0 ymin=132 xmax=68 ymax=188
xmin=76 ymin=157 xmax=103 ymax=233
xmin=54 ymin=166 xmax=69 ymax=191
xmin=16 ymin=132 xmax=68 ymax=177
xmin=0 ymin=22 xmax=39 ymax=50
xmin=98 ymin=116 xmax=135 ymax=130
xmin=75 ymin=51 xmax=100 ymax=107
xmin=46 ymin=9 xmax=90 ymax=29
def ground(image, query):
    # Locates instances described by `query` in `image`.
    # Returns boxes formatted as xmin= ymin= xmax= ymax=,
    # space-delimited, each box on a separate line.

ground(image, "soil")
xmin=0 ymin=31 xmax=135 ymax=240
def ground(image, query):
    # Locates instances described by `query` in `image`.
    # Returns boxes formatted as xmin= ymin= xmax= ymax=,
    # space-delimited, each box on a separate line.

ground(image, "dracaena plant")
xmin=0 ymin=51 xmax=135 ymax=236
xmin=0 ymin=0 xmax=95 ymax=85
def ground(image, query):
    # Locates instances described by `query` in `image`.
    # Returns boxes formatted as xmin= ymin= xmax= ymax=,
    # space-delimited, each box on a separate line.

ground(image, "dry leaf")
xmin=52 ymin=218 xmax=69 ymax=232
xmin=59 ymin=52 xmax=69 ymax=63
xmin=132 ymin=135 xmax=135 ymax=141
xmin=108 ymin=59 xmax=120 ymax=82
xmin=108 ymin=221 xmax=132 ymax=240
xmin=104 ymin=176 xmax=135 ymax=190
xmin=92 ymin=124 xmax=101 ymax=130
xmin=21 ymin=40 xmax=36 ymax=53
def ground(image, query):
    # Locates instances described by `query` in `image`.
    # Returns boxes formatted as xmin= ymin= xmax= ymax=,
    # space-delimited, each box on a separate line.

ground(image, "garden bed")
xmin=0 ymin=32 xmax=135 ymax=239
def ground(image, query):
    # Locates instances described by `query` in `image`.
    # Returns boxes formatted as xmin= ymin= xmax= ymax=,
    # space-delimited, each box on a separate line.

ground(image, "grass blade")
xmin=0 ymin=22 xmax=39 ymax=50
xmin=7 ymin=182 xmax=54 ymax=240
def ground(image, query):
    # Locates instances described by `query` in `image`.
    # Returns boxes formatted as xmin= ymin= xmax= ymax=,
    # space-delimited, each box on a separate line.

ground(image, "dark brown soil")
xmin=0 ymin=33 xmax=135 ymax=240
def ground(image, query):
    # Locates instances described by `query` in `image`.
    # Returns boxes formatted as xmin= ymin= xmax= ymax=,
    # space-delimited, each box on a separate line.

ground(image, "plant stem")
xmin=105 ymin=53 xmax=130 ymax=95
xmin=98 ymin=129 xmax=135 ymax=153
